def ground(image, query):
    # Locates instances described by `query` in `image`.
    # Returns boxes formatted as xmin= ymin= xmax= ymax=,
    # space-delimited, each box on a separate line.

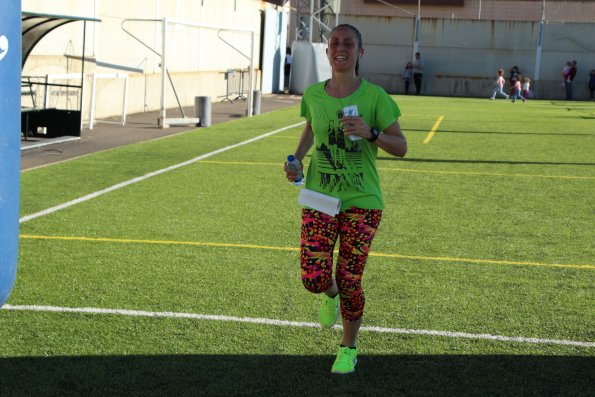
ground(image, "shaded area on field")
xmin=402 ymin=128 xmax=594 ymax=137
xmin=378 ymin=156 xmax=595 ymax=167
xmin=0 ymin=354 xmax=593 ymax=396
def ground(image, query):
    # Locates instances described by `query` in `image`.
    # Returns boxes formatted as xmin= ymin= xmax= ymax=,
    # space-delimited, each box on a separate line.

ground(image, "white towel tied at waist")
xmin=297 ymin=188 xmax=341 ymax=216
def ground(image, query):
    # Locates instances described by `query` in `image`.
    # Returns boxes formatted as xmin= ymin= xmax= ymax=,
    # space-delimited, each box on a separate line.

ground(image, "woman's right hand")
xmin=284 ymin=161 xmax=303 ymax=182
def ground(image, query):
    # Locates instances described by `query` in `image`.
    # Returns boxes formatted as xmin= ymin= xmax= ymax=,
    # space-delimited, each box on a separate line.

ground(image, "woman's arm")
xmin=284 ymin=121 xmax=314 ymax=181
xmin=293 ymin=121 xmax=314 ymax=162
xmin=341 ymin=117 xmax=407 ymax=158
xmin=373 ymin=121 xmax=408 ymax=158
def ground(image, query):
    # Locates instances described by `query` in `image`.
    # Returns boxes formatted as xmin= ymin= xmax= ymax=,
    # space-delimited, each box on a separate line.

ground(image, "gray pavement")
xmin=21 ymin=93 xmax=302 ymax=170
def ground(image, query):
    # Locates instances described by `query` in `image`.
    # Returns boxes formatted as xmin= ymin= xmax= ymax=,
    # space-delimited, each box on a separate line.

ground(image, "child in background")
xmin=403 ymin=62 xmax=413 ymax=94
xmin=511 ymin=75 xmax=526 ymax=103
xmin=489 ymin=69 xmax=510 ymax=100
xmin=521 ymin=77 xmax=532 ymax=99
xmin=562 ymin=61 xmax=571 ymax=87
xmin=509 ymin=66 xmax=520 ymax=95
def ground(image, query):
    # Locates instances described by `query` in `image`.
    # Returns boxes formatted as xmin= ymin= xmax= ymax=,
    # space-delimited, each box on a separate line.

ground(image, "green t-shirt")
xmin=300 ymin=79 xmax=401 ymax=210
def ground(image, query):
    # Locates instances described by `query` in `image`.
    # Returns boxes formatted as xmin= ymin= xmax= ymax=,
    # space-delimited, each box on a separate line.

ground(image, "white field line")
xmin=19 ymin=121 xmax=305 ymax=224
xmin=3 ymin=304 xmax=593 ymax=348
xmin=21 ymin=136 xmax=81 ymax=151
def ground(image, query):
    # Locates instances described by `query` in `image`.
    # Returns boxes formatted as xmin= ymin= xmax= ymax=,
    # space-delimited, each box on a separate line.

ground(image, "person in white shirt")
xmin=284 ymin=47 xmax=292 ymax=92
xmin=489 ymin=68 xmax=510 ymax=100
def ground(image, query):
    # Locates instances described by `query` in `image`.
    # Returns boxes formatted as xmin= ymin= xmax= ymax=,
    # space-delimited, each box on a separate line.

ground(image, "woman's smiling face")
xmin=326 ymin=27 xmax=363 ymax=73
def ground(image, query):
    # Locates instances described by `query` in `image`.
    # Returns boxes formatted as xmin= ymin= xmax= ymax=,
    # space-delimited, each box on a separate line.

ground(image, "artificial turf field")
xmin=1 ymin=96 xmax=594 ymax=395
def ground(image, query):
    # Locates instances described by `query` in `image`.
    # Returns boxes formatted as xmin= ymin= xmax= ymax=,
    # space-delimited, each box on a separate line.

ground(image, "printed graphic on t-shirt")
xmin=315 ymin=109 xmax=363 ymax=193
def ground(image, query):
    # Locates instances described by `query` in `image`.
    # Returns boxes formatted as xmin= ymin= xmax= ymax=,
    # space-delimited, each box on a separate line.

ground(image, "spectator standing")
xmin=589 ymin=69 xmax=595 ymax=101
xmin=412 ymin=52 xmax=424 ymax=95
xmin=489 ymin=68 xmax=510 ymax=100
xmin=284 ymin=47 xmax=293 ymax=92
xmin=566 ymin=60 xmax=577 ymax=100
xmin=403 ymin=62 xmax=413 ymax=94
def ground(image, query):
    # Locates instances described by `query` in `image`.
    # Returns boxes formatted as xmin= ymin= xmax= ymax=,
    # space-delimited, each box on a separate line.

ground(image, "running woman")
xmin=284 ymin=24 xmax=407 ymax=375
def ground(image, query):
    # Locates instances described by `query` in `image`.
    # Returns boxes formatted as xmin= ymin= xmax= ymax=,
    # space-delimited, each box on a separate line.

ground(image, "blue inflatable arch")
xmin=0 ymin=1 xmax=21 ymax=307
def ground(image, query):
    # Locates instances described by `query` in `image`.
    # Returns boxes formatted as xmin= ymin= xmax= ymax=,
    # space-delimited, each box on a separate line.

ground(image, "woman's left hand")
xmin=340 ymin=116 xmax=371 ymax=140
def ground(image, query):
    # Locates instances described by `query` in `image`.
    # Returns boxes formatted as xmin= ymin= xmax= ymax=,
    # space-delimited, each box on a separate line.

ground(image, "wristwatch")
xmin=368 ymin=127 xmax=380 ymax=142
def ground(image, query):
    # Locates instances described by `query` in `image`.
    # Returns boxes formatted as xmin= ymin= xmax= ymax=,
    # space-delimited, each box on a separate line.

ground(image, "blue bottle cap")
xmin=287 ymin=155 xmax=296 ymax=162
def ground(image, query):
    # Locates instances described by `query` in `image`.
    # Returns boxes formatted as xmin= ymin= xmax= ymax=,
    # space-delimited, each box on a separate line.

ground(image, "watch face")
xmin=369 ymin=127 xmax=380 ymax=142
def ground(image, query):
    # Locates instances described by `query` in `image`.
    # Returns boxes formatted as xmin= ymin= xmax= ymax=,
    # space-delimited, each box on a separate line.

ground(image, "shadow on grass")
xmin=378 ymin=157 xmax=595 ymax=167
xmin=0 ymin=354 xmax=593 ymax=396
xmin=403 ymin=128 xmax=593 ymax=137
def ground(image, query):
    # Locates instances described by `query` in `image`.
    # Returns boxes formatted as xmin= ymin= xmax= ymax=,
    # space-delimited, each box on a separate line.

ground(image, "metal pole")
xmin=89 ymin=73 xmax=97 ymax=129
xmin=534 ymin=0 xmax=545 ymax=82
xmin=252 ymin=89 xmax=261 ymax=115
xmin=309 ymin=0 xmax=314 ymax=42
xmin=478 ymin=0 xmax=482 ymax=20
xmin=80 ymin=21 xmax=86 ymax=131
xmin=122 ymin=74 xmax=128 ymax=125
xmin=413 ymin=0 xmax=420 ymax=58
xmin=248 ymin=31 xmax=255 ymax=117
xmin=160 ymin=18 xmax=167 ymax=127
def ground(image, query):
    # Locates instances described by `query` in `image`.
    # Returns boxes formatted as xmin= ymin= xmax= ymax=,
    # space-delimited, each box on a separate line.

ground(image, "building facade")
xmin=22 ymin=0 xmax=289 ymax=121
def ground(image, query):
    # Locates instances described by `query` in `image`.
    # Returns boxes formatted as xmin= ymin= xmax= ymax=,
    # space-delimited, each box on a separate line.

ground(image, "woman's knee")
xmin=301 ymin=275 xmax=332 ymax=294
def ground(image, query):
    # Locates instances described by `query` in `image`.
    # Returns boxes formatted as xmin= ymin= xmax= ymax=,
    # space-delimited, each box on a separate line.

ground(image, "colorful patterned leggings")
xmin=300 ymin=207 xmax=382 ymax=322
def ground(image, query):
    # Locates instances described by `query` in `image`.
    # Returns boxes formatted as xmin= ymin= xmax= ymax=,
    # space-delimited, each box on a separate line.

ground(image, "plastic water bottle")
xmin=286 ymin=155 xmax=304 ymax=186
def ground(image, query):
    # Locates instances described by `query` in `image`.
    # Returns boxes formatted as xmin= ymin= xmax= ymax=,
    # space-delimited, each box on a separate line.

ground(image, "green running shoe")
xmin=319 ymin=293 xmax=339 ymax=329
xmin=331 ymin=346 xmax=358 ymax=374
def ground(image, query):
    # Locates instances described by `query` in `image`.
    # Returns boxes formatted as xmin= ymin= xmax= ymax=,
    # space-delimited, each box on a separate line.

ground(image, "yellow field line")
xmin=19 ymin=234 xmax=594 ymax=270
xmin=196 ymin=160 xmax=595 ymax=180
xmin=423 ymin=115 xmax=444 ymax=144
xmin=370 ymin=252 xmax=594 ymax=270
xmin=199 ymin=160 xmax=281 ymax=167
xmin=19 ymin=234 xmax=296 ymax=253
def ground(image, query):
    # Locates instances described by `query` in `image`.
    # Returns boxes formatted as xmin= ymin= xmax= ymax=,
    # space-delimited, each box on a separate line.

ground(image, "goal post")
xmin=159 ymin=18 xmax=256 ymax=128
xmin=88 ymin=73 xmax=129 ymax=130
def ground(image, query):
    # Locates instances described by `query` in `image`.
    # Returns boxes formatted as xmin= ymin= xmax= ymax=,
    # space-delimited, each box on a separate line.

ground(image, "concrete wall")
xmin=344 ymin=15 xmax=595 ymax=100
xmin=22 ymin=0 xmax=277 ymax=119
xmin=341 ymin=0 xmax=595 ymax=23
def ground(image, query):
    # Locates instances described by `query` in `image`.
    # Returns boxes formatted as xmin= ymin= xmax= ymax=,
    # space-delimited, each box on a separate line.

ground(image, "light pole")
xmin=534 ymin=0 xmax=546 ymax=82
xmin=413 ymin=0 xmax=420 ymax=58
